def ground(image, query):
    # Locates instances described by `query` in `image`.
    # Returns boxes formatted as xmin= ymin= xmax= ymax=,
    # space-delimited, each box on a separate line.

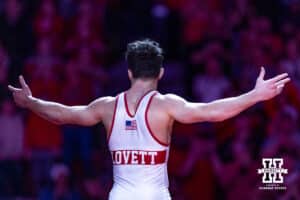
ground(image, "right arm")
xmin=8 ymin=76 xmax=107 ymax=126
xmin=164 ymin=68 xmax=290 ymax=123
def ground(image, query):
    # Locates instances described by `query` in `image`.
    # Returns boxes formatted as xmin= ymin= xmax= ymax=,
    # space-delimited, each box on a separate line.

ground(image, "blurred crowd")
xmin=0 ymin=0 xmax=300 ymax=199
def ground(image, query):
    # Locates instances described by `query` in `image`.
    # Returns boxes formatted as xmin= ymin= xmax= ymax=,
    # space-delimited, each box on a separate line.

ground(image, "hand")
xmin=254 ymin=67 xmax=290 ymax=101
xmin=8 ymin=75 xmax=32 ymax=108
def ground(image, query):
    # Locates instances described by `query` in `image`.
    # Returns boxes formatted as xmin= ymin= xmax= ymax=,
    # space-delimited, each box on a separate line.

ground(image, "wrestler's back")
xmin=107 ymin=91 xmax=171 ymax=200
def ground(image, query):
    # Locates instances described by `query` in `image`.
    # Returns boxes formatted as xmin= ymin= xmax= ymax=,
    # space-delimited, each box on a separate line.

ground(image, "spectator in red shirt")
xmin=23 ymin=36 xmax=62 ymax=189
xmin=60 ymin=46 xmax=107 ymax=172
xmin=24 ymin=36 xmax=62 ymax=151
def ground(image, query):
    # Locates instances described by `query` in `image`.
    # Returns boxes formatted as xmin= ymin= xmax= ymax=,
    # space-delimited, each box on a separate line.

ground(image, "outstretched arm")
xmin=166 ymin=67 xmax=290 ymax=123
xmin=8 ymin=76 xmax=106 ymax=126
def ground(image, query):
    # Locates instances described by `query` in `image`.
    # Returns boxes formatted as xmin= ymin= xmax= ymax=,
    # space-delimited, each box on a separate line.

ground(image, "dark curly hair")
xmin=125 ymin=39 xmax=164 ymax=79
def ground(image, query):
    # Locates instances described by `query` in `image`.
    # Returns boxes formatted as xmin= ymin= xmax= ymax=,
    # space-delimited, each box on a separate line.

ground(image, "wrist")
xmin=250 ymin=89 xmax=262 ymax=102
xmin=26 ymin=96 xmax=37 ymax=109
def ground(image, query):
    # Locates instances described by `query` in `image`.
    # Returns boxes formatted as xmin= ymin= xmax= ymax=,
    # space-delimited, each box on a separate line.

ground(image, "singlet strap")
xmin=107 ymin=95 xmax=119 ymax=142
xmin=124 ymin=90 xmax=155 ymax=118
xmin=144 ymin=92 xmax=169 ymax=147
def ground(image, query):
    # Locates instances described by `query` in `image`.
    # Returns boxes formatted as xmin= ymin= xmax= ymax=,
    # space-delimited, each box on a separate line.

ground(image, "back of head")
xmin=125 ymin=39 xmax=164 ymax=79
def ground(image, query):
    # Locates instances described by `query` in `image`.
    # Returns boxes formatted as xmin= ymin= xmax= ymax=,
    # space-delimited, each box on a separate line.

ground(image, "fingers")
xmin=277 ymin=84 xmax=285 ymax=89
xmin=258 ymin=66 xmax=265 ymax=80
xmin=19 ymin=75 xmax=28 ymax=89
xmin=269 ymin=73 xmax=289 ymax=83
xmin=276 ymin=84 xmax=284 ymax=94
xmin=275 ymin=78 xmax=291 ymax=87
xmin=275 ymin=77 xmax=289 ymax=94
xmin=8 ymin=85 xmax=21 ymax=92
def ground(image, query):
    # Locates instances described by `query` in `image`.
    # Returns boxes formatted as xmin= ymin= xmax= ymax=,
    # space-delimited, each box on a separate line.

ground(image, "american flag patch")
xmin=125 ymin=120 xmax=137 ymax=131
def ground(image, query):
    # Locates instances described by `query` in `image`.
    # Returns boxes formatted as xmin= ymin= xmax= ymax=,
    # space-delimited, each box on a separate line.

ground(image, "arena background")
xmin=0 ymin=0 xmax=300 ymax=199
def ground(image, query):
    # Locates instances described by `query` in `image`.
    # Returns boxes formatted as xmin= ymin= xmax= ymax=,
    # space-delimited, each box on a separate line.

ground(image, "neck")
xmin=128 ymin=79 xmax=158 ymax=95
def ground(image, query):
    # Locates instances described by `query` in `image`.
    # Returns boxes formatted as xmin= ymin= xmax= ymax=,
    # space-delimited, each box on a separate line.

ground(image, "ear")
xmin=158 ymin=68 xmax=164 ymax=80
xmin=128 ymin=70 xmax=133 ymax=81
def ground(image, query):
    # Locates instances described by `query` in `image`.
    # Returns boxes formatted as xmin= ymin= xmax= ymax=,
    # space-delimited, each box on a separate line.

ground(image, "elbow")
xmin=216 ymin=113 xmax=231 ymax=122
xmin=207 ymin=111 xmax=228 ymax=122
xmin=214 ymin=116 xmax=227 ymax=122
xmin=50 ymin=118 xmax=65 ymax=125
xmin=211 ymin=112 xmax=240 ymax=122
xmin=45 ymin=113 xmax=66 ymax=125
xmin=208 ymin=116 xmax=226 ymax=122
xmin=186 ymin=115 xmax=226 ymax=123
xmin=53 ymin=120 xmax=65 ymax=125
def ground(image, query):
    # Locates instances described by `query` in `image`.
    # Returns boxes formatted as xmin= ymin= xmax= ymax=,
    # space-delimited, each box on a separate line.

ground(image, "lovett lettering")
xmin=111 ymin=150 xmax=166 ymax=165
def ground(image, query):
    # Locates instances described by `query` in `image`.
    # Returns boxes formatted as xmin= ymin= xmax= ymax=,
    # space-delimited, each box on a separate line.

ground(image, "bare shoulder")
xmin=152 ymin=93 xmax=186 ymax=111
xmin=88 ymin=96 xmax=117 ymax=111
xmin=154 ymin=93 xmax=186 ymax=104
xmin=92 ymin=96 xmax=116 ymax=104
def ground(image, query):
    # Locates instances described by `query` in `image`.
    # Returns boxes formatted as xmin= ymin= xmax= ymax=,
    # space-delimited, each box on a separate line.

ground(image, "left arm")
xmin=166 ymin=67 xmax=290 ymax=123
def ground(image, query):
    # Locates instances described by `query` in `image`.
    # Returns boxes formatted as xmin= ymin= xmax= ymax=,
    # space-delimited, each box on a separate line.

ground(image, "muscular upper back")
xmin=98 ymin=92 xmax=174 ymax=144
